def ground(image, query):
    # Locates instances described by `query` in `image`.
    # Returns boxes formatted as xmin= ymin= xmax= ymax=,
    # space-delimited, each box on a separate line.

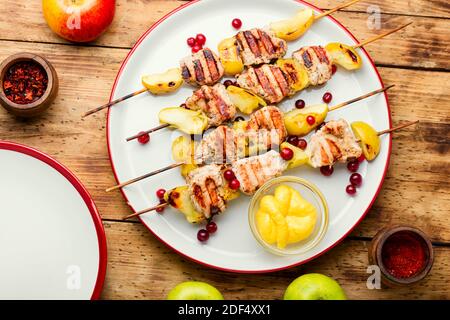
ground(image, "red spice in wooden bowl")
xmin=3 ymin=61 xmax=48 ymax=105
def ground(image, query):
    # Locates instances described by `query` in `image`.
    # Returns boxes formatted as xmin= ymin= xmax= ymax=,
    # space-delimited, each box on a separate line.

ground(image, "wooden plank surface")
xmin=102 ymin=221 xmax=450 ymax=299
xmin=0 ymin=1 xmax=448 ymax=69
xmin=0 ymin=40 xmax=448 ymax=242
xmin=0 ymin=0 xmax=448 ymax=300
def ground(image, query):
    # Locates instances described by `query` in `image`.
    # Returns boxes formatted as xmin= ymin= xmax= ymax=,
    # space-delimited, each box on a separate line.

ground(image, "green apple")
xmin=167 ymin=281 xmax=224 ymax=300
xmin=283 ymin=273 xmax=347 ymax=300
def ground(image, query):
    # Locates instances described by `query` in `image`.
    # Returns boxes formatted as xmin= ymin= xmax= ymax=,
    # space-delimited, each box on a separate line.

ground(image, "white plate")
xmin=107 ymin=0 xmax=391 ymax=272
xmin=0 ymin=141 xmax=107 ymax=299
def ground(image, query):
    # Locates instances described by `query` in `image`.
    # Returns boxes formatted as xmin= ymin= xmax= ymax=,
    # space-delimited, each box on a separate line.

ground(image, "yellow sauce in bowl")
xmin=255 ymin=185 xmax=317 ymax=249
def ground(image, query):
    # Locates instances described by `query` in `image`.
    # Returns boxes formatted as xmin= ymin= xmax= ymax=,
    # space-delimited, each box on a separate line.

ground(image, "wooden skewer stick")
xmin=126 ymin=85 xmax=393 ymax=142
xmin=123 ymin=202 xmax=169 ymax=220
xmin=353 ymin=22 xmax=412 ymax=49
xmin=126 ymin=123 xmax=170 ymax=142
xmin=82 ymin=88 xmax=148 ymax=118
xmin=328 ymin=85 xmax=394 ymax=111
xmin=106 ymin=162 xmax=184 ymax=192
xmin=377 ymin=120 xmax=419 ymax=136
xmin=315 ymin=0 xmax=361 ymax=20
xmin=123 ymin=120 xmax=419 ymax=219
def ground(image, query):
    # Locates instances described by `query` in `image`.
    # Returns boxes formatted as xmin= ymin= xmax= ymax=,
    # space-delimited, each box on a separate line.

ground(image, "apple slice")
xmin=325 ymin=43 xmax=362 ymax=70
xmin=218 ymin=37 xmax=244 ymax=75
xmin=159 ymin=107 xmax=208 ymax=134
xmin=280 ymin=142 xmax=310 ymax=169
xmin=227 ymin=85 xmax=266 ymax=114
xmin=142 ymin=68 xmax=184 ymax=94
xmin=351 ymin=121 xmax=381 ymax=161
xmin=276 ymin=58 xmax=310 ymax=92
xmin=269 ymin=8 xmax=315 ymax=41
xmin=165 ymin=186 xmax=204 ymax=224
xmin=283 ymin=103 xmax=328 ymax=136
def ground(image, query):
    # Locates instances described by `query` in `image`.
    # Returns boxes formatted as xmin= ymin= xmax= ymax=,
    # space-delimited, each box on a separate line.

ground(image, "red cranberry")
xmin=346 ymin=184 xmax=357 ymax=195
xmin=187 ymin=37 xmax=196 ymax=47
xmin=295 ymin=99 xmax=305 ymax=109
xmin=347 ymin=160 xmax=359 ymax=173
xmin=297 ymin=139 xmax=307 ymax=150
xmin=192 ymin=45 xmax=202 ymax=53
xmin=306 ymin=115 xmax=315 ymax=125
xmin=197 ymin=229 xmax=209 ymax=242
xmin=195 ymin=34 xmax=206 ymax=46
xmin=229 ymin=179 xmax=240 ymax=190
xmin=232 ymin=18 xmax=242 ymax=29
xmin=320 ymin=166 xmax=334 ymax=176
xmin=156 ymin=188 xmax=166 ymax=199
xmin=350 ymin=173 xmax=362 ymax=186
xmin=331 ymin=64 xmax=337 ymax=75
xmin=206 ymin=221 xmax=217 ymax=234
xmin=323 ymin=92 xmax=333 ymax=103
xmin=223 ymin=79 xmax=234 ymax=88
xmin=232 ymin=81 xmax=240 ymax=88
xmin=223 ymin=169 xmax=236 ymax=181
xmin=287 ymin=135 xmax=299 ymax=146
xmin=280 ymin=147 xmax=294 ymax=161
xmin=156 ymin=200 xmax=166 ymax=213
xmin=358 ymin=154 xmax=366 ymax=163
xmin=137 ymin=132 xmax=150 ymax=144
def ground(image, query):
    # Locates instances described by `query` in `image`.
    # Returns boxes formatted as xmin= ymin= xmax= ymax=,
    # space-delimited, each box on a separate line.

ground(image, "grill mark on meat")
xmin=205 ymin=178 xmax=220 ymax=210
xmin=258 ymin=29 xmax=276 ymax=55
xmin=243 ymin=31 xmax=262 ymax=58
xmin=211 ymin=89 xmax=229 ymax=121
xmin=181 ymin=65 xmax=191 ymax=80
xmin=302 ymin=50 xmax=313 ymax=68
xmin=203 ymin=49 xmax=220 ymax=82
xmin=193 ymin=60 xmax=205 ymax=83
xmin=270 ymin=66 xmax=290 ymax=97
xmin=254 ymin=67 xmax=276 ymax=99
xmin=192 ymin=184 xmax=206 ymax=209
xmin=326 ymin=139 xmax=342 ymax=160
xmin=312 ymin=46 xmax=329 ymax=64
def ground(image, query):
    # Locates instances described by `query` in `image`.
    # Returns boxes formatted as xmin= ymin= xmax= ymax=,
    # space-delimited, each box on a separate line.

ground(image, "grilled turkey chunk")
xmin=232 ymin=150 xmax=287 ymax=195
xmin=307 ymin=119 xmax=362 ymax=168
xmin=186 ymin=84 xmax=236 ymax=127
xmin=292 ymin=46 xmax=332 ymax=86
xmin=180 ymin=48 xmax=224 ymax=86
xmin=237 ymin=64 xmax=293 ymax=104
xmin=187 ymin=164 xmax=227 ymax=218
xmin=236 ymin=28 xmax=287 ymax=66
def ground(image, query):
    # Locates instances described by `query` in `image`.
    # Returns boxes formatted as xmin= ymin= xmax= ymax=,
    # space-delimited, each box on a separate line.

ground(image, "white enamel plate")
xmin=107 ymin=0 xmax=391 ymax=272
xmin=0 ymin=141 xmax=107 ymax=299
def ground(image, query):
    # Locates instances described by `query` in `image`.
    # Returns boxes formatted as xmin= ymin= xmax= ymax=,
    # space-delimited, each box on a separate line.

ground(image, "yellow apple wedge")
xmin=269 ymin=8 xmax=315 ymax=41
xmin=142 ymin=68 xmax=184 ymax=95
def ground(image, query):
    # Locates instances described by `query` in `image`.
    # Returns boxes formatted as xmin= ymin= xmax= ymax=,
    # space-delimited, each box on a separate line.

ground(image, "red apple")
xmin=42 ymin=0 xmax=115 ymax=43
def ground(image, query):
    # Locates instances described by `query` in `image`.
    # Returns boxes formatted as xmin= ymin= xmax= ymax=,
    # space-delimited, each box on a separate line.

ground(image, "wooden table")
xmin=0 ymin=0 xmax=448 ymax=299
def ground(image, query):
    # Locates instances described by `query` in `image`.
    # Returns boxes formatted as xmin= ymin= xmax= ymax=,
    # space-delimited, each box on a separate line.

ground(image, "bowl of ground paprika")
xmin=369 ymin=225 xmax=434 ymax=287
xmin=0 ymin=52 xmax=58 ymax=117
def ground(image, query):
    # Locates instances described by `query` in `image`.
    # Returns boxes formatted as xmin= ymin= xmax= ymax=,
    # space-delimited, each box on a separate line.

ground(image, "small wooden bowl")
xmin=369 ymin=225 xmax=434 ymax=287
xmin=0 ymin=52 xmax=58 ymax=117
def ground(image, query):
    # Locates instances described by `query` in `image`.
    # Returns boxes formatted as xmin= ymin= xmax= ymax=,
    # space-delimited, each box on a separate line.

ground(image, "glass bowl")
xmin=248 ymin=176 xmax=329 ymax=256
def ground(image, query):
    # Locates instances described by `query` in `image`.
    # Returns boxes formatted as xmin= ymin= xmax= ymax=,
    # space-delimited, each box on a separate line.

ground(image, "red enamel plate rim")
xmin=106 ymin=0 xmax=392 ymax=273
xmin=0 ymin=140 xmax=107 ymax=298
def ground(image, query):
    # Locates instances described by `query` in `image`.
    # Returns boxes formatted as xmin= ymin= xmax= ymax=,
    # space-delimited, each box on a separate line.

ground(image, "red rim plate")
xmin=0 ymin=140 xmax=107 ymax=299
xmin=106 ymin=0 xmax=392 ymax=273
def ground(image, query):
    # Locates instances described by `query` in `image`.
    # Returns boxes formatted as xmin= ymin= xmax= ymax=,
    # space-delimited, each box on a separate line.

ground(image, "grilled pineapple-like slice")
xmin=269 ymin=8 xmax=315 ymax=41
xmin=159 ymin=107 xmax=208 ymax=134
xmin=142 ymin=68 xmax=184 ymax=94
xmin=276 ymin=58 xmax=309 ymax=92
xmin=325 ymin=43 xmax=362 ymax=70
xmin=218 ymin=37 xmax=244 ymax=76
xmin=351 ymin=121 xmax=381 ymax=161
xmin=227 ymin=85 xmax=266 ymax=114
xmin=280 ymin=142 xmax=310 ymax=169
xmin=172 ymin=135 xmax=198 ymax=177
xmin=164 ymin=186 xmax=205 ymax=223
xmin=284 ymin=104 xmax=328 ymax=136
